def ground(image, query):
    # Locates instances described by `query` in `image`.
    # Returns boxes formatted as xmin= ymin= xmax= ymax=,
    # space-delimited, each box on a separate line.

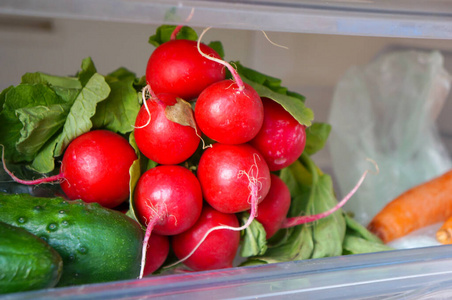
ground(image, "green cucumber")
xmin=0 ymin=193 xmax=143 ymax=287
xmin=0 ymin=221 xmax=63 ymax=294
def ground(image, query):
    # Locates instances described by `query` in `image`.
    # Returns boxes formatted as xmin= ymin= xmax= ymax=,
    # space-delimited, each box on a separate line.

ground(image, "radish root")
xmin=197 ymin=27 xmax=245 ymax=91
xmin=281 ymin=159 xmax=377 ymax=228
xmin=1 ymin=144 xmax=64 ymax=185
xmin=170 ymin=8 xmax=195 ymax=40
xmin=134 ymin=85 xmax=156 ymax=129
xmin=139 ymin=214 xmax=161 ymax=279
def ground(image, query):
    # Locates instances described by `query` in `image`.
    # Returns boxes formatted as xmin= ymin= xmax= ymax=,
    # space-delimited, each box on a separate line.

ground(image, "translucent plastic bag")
xmin=328 ymin=50 xmax=452 ymax=226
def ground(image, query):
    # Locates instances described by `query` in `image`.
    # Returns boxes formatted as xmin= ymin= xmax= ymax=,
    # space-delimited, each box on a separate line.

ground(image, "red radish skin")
xmin=134 ymin=93 xmax=200 ymax=165
xmin=172 ymin=205 xmax=240 ymax=271
xmin=253 ymin=173 xmax=291 ymax=239
xmin=146 ymin=39 xmax=225 ymax=101
xmin=142 ymin=233 xmax=170 ymax=276
xmin=197 ymin=143 xmax=271 ymax=214
xmin=250 ymin=97 xmax=306 ymax=171
xmin=3 ymin=130 xmax=137 ymax=209
xmin=134 ymin=165 xmax=203 ymax=236
xmin=194 ymin=80 xmax=264 ymax=144
xmin=193 ymin=28 xmax=264 ymax=145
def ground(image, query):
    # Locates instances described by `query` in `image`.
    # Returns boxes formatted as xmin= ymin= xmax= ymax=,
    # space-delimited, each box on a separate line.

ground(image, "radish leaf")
xmin=304 ymin=122 xmax=331 ymax=155
xmin=148 ymin=25 xmax=198 ymax=47
xmin=232 ymin=61 xmax=313 ymax=127
xmin=239 ymin=213 xmax=268 ymax=257
xmin=91 ymin=68 xmax=141 ymax=134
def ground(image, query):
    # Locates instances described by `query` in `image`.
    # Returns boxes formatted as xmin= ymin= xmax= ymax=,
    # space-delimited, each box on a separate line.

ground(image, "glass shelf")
xmin=0 ymin=0 xmax=451 ymax=39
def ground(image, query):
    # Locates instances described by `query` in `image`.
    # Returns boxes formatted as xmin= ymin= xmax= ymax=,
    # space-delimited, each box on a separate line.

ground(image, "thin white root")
xmin=133 ymin=85 xmax=153 ymax=129
xmin=260 ymin=30 xmax=289 ymax=50
xmin=197 ymin=27 xmax=245 ymax=91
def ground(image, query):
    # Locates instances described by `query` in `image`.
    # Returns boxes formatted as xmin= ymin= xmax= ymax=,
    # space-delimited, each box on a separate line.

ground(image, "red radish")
xmin=193 ymin=27 xmax=264 ymax=144
xmin=168 ymin=144 xmax=270 ymax=270
xmin=253 ymin=173 xmax=291 ymax=239
xmin=134 ymin=93 xmax=200 ymax=165
xmin=142 ymin=233 xmax=170 ymax=276
xmin=171 ymin=205 xmax=240 ymax=271
xmin=250 ymin=97 xmax=306 ymax=171
xmin=146 ymin=39 xmax=225 ymax=101
xmin=134 ymin=165 xmax=203 ymax=278
xmin=197 ymin=143 xmax=271 ymax=214
xmin=3 ymin=130 xmax=137 ymax=209
xmin=194 ymin=80 xmax=264 ymax=144
xmin=134 ymin=165 xmax=203 ymax=236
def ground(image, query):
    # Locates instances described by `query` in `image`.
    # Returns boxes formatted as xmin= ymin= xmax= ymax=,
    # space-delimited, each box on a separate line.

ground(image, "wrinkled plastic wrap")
xmin=328 ymin=50 xmax=452 ymax=226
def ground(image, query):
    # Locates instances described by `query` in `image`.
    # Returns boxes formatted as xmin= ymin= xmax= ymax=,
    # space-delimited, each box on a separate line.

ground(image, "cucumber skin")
xmin=0 ymin=193 xmax=144 ymax=287
xmin=0 ymin=221 xmax=63 ymax=294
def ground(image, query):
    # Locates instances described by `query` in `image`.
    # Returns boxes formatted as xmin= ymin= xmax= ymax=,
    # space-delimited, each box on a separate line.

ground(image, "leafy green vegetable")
xmin=21 ymin=72 xmax=82 ymax=103
xmin=0 ymin=84 xmax=70 ymax=163
xmin=207 ymin=41 xmax=225 ymax=59
xmin=126 ymin=133 xmax=144 ymax=226
xmin=148 ymin=25 xmax=198 ymax=47
xmin=16 ymin=105 xmax=67 ymax=159
xmin=308 ymin=173 xmax=346 ymax=259
xmin=241 ymin=154 xmax=345 ymax=265
xmin=304 ymin=122 xmax=331 ymax=156
xmin=233 ymin=61 xmax=306 ymax=102
xmin=55 ymin=73 xmax=110 ymax=156
xmin=239 ymin=213 xmax=268 ymax=257
xmin=91 ymin=68 xmax=141 ymax=134
xmin=148 ymin=25 xmax=225 ymax=59
xmin=344 ymin=213 xmax=383 ymax=244
xmin=232 ymin=61 xmax=313 ymax=127
xmin=0 ymin=86 xmax=12 ymax=114
xmin=0 ymin=57 xmax=143 ymax=174
xmin=126 ymin=132 xmax=157 ymax=225
xmin=31 ymin=72 xmax=110 ymax=173
xmin=342 ymin=214 xmax=394 ymax=255
xmin=343 ymin=236 xmax=394 ymax=255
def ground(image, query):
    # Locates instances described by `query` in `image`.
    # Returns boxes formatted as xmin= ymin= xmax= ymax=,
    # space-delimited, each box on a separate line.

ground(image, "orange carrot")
xmin=367 ymin=170 xmax=452 ymax=244
xmin=436 ymin=215 xmax=452 ymax=244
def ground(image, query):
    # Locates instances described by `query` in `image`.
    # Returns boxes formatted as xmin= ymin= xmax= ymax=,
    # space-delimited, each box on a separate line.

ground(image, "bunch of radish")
xmin=130 ymin=26 xmax=359 ymax=276
xmin=3 ymin=25 xmax=369 ymax=277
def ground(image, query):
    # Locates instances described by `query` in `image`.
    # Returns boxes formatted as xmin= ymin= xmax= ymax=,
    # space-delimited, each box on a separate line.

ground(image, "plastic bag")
xmin=328 ymin=50 xmax=452 ymax=226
